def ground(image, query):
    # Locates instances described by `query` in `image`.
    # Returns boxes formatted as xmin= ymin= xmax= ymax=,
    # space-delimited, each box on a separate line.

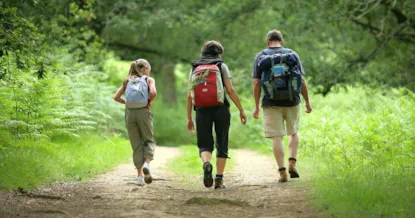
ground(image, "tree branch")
xmin=349 ymin=18 xmax=414 ymax=44
xmin=365 ymin=22 xmax=408 ymax=61
xmin=108 ymin=41 xmax=192 ymax=63
xmin=319 ymin=22 xmax=409 ymax=95
xmin=380 ymin=0 xmax=408 ymax=24
xmin=350 ymin=18 xmax=381 ymax=33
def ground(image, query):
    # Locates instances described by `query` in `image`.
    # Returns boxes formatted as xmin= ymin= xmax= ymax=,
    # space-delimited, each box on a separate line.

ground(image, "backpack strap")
xmin=263 ymin=48 xmax=291 ymax=55
xmin=281 ymin=49 xmax=293 ymax=101
xmin=262 ymin=49 xmax=273 ymax=56
xmin=216 ymin=62 xmax=225 ymax=87
xmin=263 ymin=48 xmax=289 ymax=67
xmin=216 ymin=62 xmax=230 ymax=107
xmin=141 ymin=75 xmax=148 ymax=81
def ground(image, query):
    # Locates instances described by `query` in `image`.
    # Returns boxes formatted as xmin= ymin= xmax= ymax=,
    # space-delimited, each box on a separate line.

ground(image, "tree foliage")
xmin=0 ymin=0 xmax=124 ymax=146
xmin=91 ymin=0 xmax=414 ymax=96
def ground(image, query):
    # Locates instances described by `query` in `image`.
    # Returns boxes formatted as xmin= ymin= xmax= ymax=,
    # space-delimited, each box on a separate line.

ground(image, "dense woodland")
xmin=1 ymin=0 xmax=414 ymax=142
xmin=1 ymin=0 xmax=414 ymax=217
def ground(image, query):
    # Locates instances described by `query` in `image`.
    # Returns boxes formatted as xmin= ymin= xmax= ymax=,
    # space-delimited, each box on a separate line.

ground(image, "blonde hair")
xmin=128 ymin=59 xmax=150 ymax=78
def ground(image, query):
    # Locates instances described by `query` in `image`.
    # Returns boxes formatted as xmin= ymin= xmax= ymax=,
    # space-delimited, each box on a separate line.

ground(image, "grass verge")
xmin=0 ymin=135 xmax=131 ymax=190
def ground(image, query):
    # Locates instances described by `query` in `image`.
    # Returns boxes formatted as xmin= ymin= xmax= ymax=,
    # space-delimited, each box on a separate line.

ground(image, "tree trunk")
xmin=151 ymin=57 xmax=177 ymax=106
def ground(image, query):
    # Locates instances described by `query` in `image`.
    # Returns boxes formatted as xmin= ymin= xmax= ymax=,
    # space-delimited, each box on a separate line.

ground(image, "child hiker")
xmin=113 ymin=59 xmax=157 ymax=186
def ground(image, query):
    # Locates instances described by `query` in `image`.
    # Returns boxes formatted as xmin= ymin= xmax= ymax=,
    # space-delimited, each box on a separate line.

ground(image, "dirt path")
xmin=0 ymin=147 xmax=315 ymax=218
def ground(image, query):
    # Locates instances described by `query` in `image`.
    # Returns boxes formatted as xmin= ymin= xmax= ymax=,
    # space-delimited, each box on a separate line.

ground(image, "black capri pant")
xmin=196 ymin=105 xmax=231 ymax=158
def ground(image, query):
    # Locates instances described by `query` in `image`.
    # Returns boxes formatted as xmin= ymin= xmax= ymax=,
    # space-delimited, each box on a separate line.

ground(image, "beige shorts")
xmin=263 ymin=105 xmax=300 ymax=137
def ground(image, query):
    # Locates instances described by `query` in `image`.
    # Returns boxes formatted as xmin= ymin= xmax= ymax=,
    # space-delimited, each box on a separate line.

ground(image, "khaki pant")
xmin=263 ymin=105 xmax=300 ymax=137
xmin=125 ymin=108 xmax=156 ymax=169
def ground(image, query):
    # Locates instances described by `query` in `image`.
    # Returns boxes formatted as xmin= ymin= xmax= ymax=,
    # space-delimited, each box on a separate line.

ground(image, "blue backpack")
xmin=258 ymin=48 xmax=302 ymax=101
xmin=125 ymin=76 xmax=149 ymax=108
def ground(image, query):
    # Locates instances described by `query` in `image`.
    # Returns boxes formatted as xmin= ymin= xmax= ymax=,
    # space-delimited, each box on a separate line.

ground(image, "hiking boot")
xmin=203 ymin=162 xmax=213 ymax=188
xmin=143 ymin=163 xmax=152 ymax=184
xmin=135 ymin=177 xmax=145 ymax=186
xmin=278 ymin=167 xmax=288 ymax=183
xmin=288 ymin=158 xmax=300 ymax=178
xmin=214 ymin=178 xmax=226 ymax=189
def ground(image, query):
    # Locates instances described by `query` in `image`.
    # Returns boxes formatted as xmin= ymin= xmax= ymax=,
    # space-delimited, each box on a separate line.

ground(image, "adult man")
xmin=252 ymin=30 xmax=312 ymax=183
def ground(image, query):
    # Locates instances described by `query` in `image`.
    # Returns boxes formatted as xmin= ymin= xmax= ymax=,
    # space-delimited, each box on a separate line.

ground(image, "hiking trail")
xmin=0 ymin=146 xmax=316 ymax=217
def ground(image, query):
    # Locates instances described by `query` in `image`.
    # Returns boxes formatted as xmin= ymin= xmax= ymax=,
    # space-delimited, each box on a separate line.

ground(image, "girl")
xmin=113 ymin=59 xmax=157 ymax=186
xmin=187 ymin=41 xmax=247 ymax=189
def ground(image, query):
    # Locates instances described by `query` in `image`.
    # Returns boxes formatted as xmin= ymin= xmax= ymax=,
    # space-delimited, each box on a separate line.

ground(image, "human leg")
xmin=263 ymin=106 xmax=287 ymax=183
xmin=196 ymin=108 xmax=214 ymax=187
xmin=213 ymin=106 xmax=231 ymax=189
xmin=137 ymin=109 xmax=156 ymax=184
xmin=284 ymin=105 xmax=301 ymax=178
xmin=126 ymin=109 xmax=144 ymax=177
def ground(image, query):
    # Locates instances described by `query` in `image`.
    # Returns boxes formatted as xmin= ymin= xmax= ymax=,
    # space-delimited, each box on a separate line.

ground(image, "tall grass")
xmin=300 ymin=87 xmax=415 ymax=217
xmin=0 ymin=135 xmax=132 ymax=189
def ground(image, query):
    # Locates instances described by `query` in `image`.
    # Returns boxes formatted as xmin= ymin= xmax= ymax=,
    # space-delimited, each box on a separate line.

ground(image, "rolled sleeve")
xmin=252 ymin=53 xmax=262 ymax=79
xmin=292 ymin=51 xmax=305 ymax=75
xmin=221 ymin=63 xmax=231 ymax=79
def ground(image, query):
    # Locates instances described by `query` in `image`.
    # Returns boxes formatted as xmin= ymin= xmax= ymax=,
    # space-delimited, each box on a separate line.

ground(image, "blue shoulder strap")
xmin=262 ymin=48 xmax=291 ymax=55
xmin=262 ymin=49 xmax=272 ymax=55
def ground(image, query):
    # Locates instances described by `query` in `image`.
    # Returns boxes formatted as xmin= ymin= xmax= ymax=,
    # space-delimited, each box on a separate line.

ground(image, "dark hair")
xmin=266 ymin=30 xmax=284 ymax=42
xmin=201 ymin=40 xmax=224 ymax=57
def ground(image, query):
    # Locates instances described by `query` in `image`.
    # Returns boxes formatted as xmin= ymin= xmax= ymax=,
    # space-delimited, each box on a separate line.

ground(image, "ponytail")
xmin=128 ymin=59 xmax=149 ymax=78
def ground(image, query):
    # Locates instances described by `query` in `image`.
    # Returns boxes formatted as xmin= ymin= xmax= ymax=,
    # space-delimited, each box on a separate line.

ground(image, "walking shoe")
xmin=135 ymin=177 xmax=145 ymax=186
xmin=203 ymin=162 xmax=213 ymax=188
xmin=278 ymin=167 xmax=288 ymax=183
xmin=143 ymin=163 xmax=152 ymax=184
xmin=288 ymin=158 xmax=300 ymax=178
xmin=214 ymin=178 xmax=226 ymax=189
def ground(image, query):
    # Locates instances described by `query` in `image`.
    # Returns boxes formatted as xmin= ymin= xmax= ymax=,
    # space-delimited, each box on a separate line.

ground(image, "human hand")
xmin=253 ymin=107 xmax=260 ymax=119
xmin=240 ymin=110 xmax=247 ymax=125
xmin=187 ymin=119 xmax=195 ymax=134
xmin=305 ymin=102 xmax=312 ymax=113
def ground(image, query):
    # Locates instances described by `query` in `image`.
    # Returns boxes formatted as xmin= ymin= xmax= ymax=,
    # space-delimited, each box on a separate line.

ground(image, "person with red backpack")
xmin=187 ymin=40 xmax=247 ymax=189
xmin=252 ymin=30 xmax=312 ymax=183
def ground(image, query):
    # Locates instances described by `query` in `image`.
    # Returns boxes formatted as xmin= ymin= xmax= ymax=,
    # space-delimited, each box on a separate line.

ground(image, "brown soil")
xmin=0 ymin=147 xmax=317 ymax=218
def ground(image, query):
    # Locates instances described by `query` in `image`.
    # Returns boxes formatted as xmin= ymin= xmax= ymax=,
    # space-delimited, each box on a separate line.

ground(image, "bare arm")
xmin=113 ymin=84 xmax=126 ymax=104
xmin=187 ymin=91 xmax=193 ymax=120
xmin=224 ymin=78 xmax=243 ymax=111
xmin=301 ymin=76 xmax=312 ymax=113
xmin=224 ymin=78 xmax=247 ymax=125
xmin=253 ymin=78 xmax=262 ymax=119
xmin=186 ymin=88 xmax=195 ymax=133
xmin=253 ymin=79 xmax=261 ymax=110
xmin=147 ymin=77 xmax=157 ymax=103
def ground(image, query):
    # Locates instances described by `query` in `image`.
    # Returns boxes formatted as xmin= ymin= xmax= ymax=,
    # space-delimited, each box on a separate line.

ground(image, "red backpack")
xmin=189 ymin=64 xmax=225 ymax=107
